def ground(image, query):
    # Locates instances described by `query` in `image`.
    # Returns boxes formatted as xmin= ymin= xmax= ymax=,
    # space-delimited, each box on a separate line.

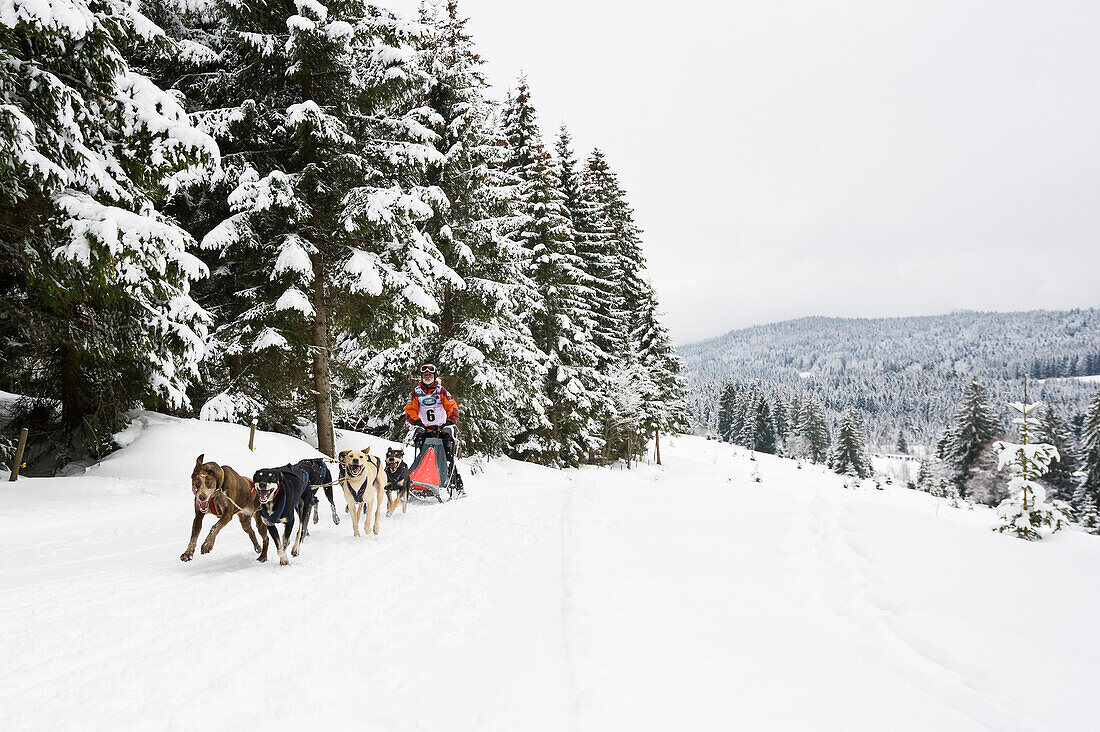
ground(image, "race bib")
xmin=417 ymin=391 xmax=447 ymax=426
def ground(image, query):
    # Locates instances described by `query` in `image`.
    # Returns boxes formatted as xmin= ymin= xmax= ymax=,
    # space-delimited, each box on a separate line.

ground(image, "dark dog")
xmin=253 ymin=464 xmax=315 ymax=566
xmin=182 ymin=455 xmax=269 ymax=562
xmin=384 ymin=448 xmax=410 ymax=517
xmin=295 ymin=457 xmax=339 ymax=533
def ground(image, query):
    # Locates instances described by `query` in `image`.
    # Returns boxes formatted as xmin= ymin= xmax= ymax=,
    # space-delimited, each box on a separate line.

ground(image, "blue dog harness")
xmin=260 ymin=486 xmax=288 ymax=526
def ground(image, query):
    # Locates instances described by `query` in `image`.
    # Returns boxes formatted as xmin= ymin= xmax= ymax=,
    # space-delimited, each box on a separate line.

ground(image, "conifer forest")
xmin=0 ymin=0 xmax=689 ymax=472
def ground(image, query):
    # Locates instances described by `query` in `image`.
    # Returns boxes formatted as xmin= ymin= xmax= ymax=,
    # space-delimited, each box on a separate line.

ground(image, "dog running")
xmin=384 ymin=448 xmax=410 ymax=516
xmin=182 ymin=455 xmax=268 ymax=562
xmin=338 ymin=448 xmax=387 ymax=537
xmin=252 ymin=461 xmax=325 ymax=565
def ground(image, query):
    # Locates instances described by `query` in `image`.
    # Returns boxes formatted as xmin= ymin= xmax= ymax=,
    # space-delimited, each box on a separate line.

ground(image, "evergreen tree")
xmin=184 ymin=1 xmax=453 ymax=456
xmin=556 ymin=126 xmax=618 ymax=459
xmin=716 ymin=381 xmax=738 ymax=441
xmin=1034 ymin=404 xmax=1078 ymax=501
xmin=575 ymin=148 xmax=630 ymax=364
xmin=773 ymin=398 xmax=789 ymax=444
xmin=501 ymin=76 xmax=601 ymax=466
xmin=829 ymin=408 xmax=872 ymax=478
xmin=896 ymin=432 xmax=909 ymax=454
xmin=632 ymin=280 xmax=692 ymax=451
xmin=351 ymin=0 xmax=544 ymax=456
xmin=796 ymin=397 xmax=830 ymax=463
xmin=0 ymin=0 xmax=217 ymax=466
xmin=1077 ymin=391 xmax=1100 ymax=520
xmin=992 ymin=399 xmax=1070 ymax=540
xmin=916 ymin=457 xmax=962 ymax=502
xmin=944 ymin=378 xmax=1000 ymax=495
xmin=740 ymin=391 xmax=777 ymax=454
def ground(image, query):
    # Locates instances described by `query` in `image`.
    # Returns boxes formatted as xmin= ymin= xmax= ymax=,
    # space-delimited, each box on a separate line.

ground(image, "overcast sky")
xmin=388 ymin=0 xmax=1100 ymax=344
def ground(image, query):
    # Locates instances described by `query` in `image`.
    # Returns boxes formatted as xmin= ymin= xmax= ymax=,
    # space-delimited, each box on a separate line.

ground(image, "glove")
xmin=413 ymin=419 xmax=425 ymax=427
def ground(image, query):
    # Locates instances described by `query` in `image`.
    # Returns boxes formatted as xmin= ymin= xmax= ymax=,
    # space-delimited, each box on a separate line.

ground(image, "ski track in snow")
xmin=2 ymin=415 xmax=1099 ymax=730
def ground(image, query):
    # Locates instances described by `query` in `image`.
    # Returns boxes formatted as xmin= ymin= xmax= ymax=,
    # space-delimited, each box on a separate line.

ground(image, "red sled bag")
xmin=408 ymin=435 xmax=451 ymax=502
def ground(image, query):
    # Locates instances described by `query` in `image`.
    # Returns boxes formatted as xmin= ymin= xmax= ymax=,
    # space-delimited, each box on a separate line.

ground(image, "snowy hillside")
xmin=682 ymin=309 xmax=1100 ymax=444
xmin=3 ymin=415 xmax=1099 ymax=730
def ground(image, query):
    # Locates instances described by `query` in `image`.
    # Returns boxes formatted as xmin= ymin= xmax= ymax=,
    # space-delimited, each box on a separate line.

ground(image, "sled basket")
xmin=408 ymin=437 xmax=451 ymax=503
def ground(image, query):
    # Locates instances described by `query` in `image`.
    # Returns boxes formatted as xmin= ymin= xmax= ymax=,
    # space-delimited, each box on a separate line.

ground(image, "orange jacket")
xmin=405 ymin=381 xmax=459 ymax=425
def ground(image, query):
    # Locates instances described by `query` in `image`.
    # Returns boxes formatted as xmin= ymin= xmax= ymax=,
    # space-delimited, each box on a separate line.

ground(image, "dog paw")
xmin=257 ymin=554 xmax=267 ymax=563
xmin=333 ymin=515 xmax=340 ymax=525
xmin=180 ymin=552 xmax=193 ymax=562
xmin=373 ymin=527 xmax=380 ymax=535
xmin=200 ymin=542 xmax=214 ymax=554
xmin=279 ymin=557 xmax=289 ymax=566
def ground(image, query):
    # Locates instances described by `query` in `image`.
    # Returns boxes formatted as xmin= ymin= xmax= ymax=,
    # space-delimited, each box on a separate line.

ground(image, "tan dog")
xmin=181 ymin=454 xmax=270 ymax=562
xmin=339 ymin=448 xmax=387 ymax=537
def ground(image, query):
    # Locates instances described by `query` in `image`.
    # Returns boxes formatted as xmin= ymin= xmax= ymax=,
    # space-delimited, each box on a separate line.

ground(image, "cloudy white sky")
xmin=389 ymin=0 xmax=1100 ymax=344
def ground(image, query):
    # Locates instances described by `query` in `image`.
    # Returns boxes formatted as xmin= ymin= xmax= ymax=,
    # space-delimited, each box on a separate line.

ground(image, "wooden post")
xmin=9 ymin=428 xmax=28 ymax=481
xmin=248 ymin=419 xmax=257 ymax=452
xmin=655 ymin=428 xmax=662 ymax=466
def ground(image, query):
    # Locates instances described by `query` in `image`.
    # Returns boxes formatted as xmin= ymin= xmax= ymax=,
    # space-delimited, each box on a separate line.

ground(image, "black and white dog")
xmin=384 ymin=448 xmax=410 ymax=516
xmin=253 ymin=464 xmax=312 ymax=566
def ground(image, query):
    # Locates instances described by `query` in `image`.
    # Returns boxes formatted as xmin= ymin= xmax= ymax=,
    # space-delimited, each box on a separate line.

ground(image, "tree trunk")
xmin=59 ymin=342 xmax=86 ymax=433
xmin=655 ymin=428 xmax=662 ymax=465
xmin=310 ymin=252 xmax=335 ymax=457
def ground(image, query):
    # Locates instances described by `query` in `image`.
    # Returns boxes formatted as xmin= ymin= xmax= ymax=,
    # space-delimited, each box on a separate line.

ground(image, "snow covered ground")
xmin=3 ymin=414 xmax=1099 ymax=731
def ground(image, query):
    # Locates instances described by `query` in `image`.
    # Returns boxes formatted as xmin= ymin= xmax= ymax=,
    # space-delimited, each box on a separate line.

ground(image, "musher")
xmin=405 ymin=363 xmax=464 ymax=494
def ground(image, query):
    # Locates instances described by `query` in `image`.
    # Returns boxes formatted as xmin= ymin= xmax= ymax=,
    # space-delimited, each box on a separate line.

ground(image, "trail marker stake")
xmin=9 ymin=427 xmax=28 ymax=481
xmin=248 ymin=419 xmax=257 ymax=451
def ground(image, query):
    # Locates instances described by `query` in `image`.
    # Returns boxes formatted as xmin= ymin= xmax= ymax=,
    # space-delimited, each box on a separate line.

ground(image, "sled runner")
xmin=408 ymin=426 xmax=461 ymax=502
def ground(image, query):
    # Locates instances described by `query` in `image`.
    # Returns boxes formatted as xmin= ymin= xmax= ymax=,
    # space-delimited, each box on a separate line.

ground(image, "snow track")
xmin=3 ymin=416 xmax=1099 ymax=730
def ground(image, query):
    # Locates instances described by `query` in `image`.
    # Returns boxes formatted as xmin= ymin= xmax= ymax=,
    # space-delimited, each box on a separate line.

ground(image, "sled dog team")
xmin=181 ymin=362 xmax=455 ymax=566
xmin=181 ymin=447 xmax=411 ymax=566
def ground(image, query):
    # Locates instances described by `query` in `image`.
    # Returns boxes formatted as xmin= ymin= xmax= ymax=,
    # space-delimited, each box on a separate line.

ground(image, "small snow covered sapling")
xmin=992 ymin=387 xmax=1071 ymax=541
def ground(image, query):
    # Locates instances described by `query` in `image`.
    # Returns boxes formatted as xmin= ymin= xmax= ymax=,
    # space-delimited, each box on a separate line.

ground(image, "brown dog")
xmin=339 ymin=448 xmax=387 ymax=537
xmin=181 ymin=454 xmax=270 ymax=562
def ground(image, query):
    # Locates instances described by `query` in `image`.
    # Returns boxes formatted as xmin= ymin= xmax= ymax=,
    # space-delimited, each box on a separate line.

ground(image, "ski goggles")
xmin=420 ymin=364 xmax=437 ymax=375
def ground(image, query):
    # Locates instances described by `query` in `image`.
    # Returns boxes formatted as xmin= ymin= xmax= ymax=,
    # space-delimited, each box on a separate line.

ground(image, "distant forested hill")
xmin=682 ymin=309 xmax=1100 ymax=447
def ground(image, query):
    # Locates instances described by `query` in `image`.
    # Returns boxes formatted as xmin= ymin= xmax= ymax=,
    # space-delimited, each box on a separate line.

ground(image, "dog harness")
xmin=385 ymin=464 xmax=408 ymax=492
xmin=259 ymin=484 xmax=287 ymax=526
xmin=210 ymin=479 xmax=256 ymax=519
xmin=348 ymin=456 xmax=381 ymax=503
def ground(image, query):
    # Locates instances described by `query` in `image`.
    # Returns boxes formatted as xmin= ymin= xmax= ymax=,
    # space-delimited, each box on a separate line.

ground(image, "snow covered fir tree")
xmin=0 ymin=0 xmax=218 ymax=469
xmin=829 ymin=408 xmax=872 ymax=479
xmin=991 ymin=391 xmax=1071 ymax=541
xmin=1075 ymin=391 xmax=1100 ymax=533
xmin=0 ymin=0 xmax=687 ymax=472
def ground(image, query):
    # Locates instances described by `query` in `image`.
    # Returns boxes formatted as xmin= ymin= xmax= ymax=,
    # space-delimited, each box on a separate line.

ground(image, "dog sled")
xmin=408 ymin=426 xmax=462 ymax=502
